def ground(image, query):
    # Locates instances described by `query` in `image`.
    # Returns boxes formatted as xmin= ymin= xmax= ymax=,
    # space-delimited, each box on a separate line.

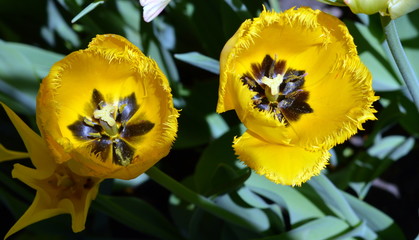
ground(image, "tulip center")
xmin=241 ymin=54 xmax=313 ymax=126
xmin=93 ymin=103 xmax=119 ymax=137
xmin=47 ymin=164 xmax=98 ymax=200
xmin=68 ymin=89 xmax=155 ymax=166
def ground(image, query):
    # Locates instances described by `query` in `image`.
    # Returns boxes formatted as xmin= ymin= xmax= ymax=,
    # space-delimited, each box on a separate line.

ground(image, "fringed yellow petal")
xmin=88 ymin=34 xmax=145 ymax=58
xmin=0 ymin=145 xmax=28 ymax=162
xmin=234 ymin=131 xmax=330 ymax=186
xmin=1 ymin=103 xmax=56 ymax=173
xmin=289 ymin=56 xmax=379 ymax=150
xmin=217 ymin=20 xmax=251 ymax=113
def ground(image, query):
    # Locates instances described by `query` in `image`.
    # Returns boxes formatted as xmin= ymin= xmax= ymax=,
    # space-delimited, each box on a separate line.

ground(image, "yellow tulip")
xmin=217 ymin=8 xmax=378 ymax=186
xmin=1 ymin=103 xmax=102 ymax=239
xmin=36 ymin=34 xmax=179 ymax=179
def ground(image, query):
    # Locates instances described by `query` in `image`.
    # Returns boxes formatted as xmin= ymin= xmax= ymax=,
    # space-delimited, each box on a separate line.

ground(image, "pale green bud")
xmin=386 ymin=0 xmax=419 ymax=19
xmin=344 ymin=0 xmax=388 ymax=14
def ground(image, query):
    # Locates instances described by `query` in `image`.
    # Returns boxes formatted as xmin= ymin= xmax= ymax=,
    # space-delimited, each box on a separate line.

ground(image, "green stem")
xmin=381 ymin=15 xmax=419 ymax=111
xmin=146 ymin=166 xmax=259 ymax=231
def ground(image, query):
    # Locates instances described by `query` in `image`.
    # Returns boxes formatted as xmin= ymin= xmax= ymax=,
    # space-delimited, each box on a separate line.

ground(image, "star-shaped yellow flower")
xmin=1 ymin=103 xmax=102 ymax=239
xmin=217 ymin=8 xmax=379 ymax=186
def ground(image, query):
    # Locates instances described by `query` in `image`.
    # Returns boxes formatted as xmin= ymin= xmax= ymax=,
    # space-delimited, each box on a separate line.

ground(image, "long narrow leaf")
xmin=174 ymin=52 xmax=220 ymax=74
xmin=93 ymin=195 xmax=184 ymax=240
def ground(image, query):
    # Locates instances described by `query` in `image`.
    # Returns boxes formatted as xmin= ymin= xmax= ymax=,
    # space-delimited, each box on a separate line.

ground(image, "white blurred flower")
xmin=140 ymin=0 xmax=171 ymax=22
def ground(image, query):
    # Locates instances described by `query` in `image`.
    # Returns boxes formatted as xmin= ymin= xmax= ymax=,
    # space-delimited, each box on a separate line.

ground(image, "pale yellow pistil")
xmin=261 ymin=74 xmax=284 ymax=101
xmin=54 ymin=172 xmax=74 ymax=188
xmin=93 ymin=103 xmax=119 ymax=137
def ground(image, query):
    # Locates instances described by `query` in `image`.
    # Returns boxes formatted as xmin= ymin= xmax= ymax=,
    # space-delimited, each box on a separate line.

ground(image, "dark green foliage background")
xmin=0 ymin=0 xmax=418 ymax=239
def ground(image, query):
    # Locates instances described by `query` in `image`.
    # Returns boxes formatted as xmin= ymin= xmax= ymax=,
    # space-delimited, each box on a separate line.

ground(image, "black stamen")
xmin=68 ymin=118 xmax=101 ymax=140
xmin=90 ymin=136 xmax=112 ymax=161
xmin=92 ymin=89 xmax=105 ymax=107
xmin=120 ymin=121 xmax=155 ymax=139
xmin=279 ymin=91 xmax=313 ymax=122
xmin=261 ymin=55 xmax=275 ymax=78
xmin=112 ymin=138 xmax=134 ymax=166
xmin=118 ymin=93 xmax=139 ymax=123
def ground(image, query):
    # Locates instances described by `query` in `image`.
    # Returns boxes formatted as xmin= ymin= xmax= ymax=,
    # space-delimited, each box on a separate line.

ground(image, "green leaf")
xmin=168 ymin=184 xmax=195 ymax=235
xmin=365 ymin=94 xmax=404 ymax=146
xmin=174 ymin=109 xmax=212 ymax=149
xmin=215 ymin=194 xmax=270 ymax=232
xmin=207 ymin=164 xmax=251 ymax=196
xmin=71 ymin=1 xmax=105 ymax=23
xmin=399 ymin=93 xmax=419 ymax=135
xmin=348 ymin=135 xmax=415 ymax=198
xmin=362 ymin=51 xmax=402 ymax=91
xmin=245 ymin=173 xmax=324 ymax=225
xmin=173 ymin=80 xmax=220 ymax=149
xmin=93 ymin=195 xmax=184 ymax=240
xmin=140 ymin=19 xmax=180 ymax=83
xmin=219 ymin=0 xmax=249 ymax=39
xmin=0 ymin=41 xmax=63 ymax=113
xmin=234 ymin=186 xmax=270 ymax=209
xmin=147 ymin=166 xmax=262 ymax=232
xmin=367 ymin=135 xmax=414 ymax=160
xmin=0 ymin=41 xmax=37 ymax=84
xmin=0 ymin=81 xmax=36 ymax=114
xmin=6 ymin=42 xmax=63 ymax=79
xmin=45 ymin=0 xmax=80 ymax=48
xmin=194 ymin=125 xmax=245 ymax=195
xmin=257 ymin=217 xmax=371 ymax=240
xmin=206 ymin=112 xmax=229 ymax=139
xmin=343 ymin=192 xmax=405 ymax=240
xmin=174 ymin=52 xmax=220 ymax=74
xmin=308 ymin=174 xmax=360 ymax=226
xmin=346 ymin=21 xmax=402 ymax=91
xmin=395 ymin=10 xmax=419 ymax=80
xmin=116 ymin=0 xmax=141 ymax=49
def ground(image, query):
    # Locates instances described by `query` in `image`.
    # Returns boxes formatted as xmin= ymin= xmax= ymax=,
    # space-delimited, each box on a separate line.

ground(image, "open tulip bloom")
xmin=0 ymin=34 xmax=179 ymax=238
xmin=217 ymin=8 xmax=379 ymax=186
xmin=37 ymin=34 xmax=179 ymax=180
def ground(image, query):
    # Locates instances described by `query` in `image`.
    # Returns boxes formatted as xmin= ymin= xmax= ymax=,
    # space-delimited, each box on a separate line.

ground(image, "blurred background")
xmin=0 ymin=0 xmax=418 ymax=239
